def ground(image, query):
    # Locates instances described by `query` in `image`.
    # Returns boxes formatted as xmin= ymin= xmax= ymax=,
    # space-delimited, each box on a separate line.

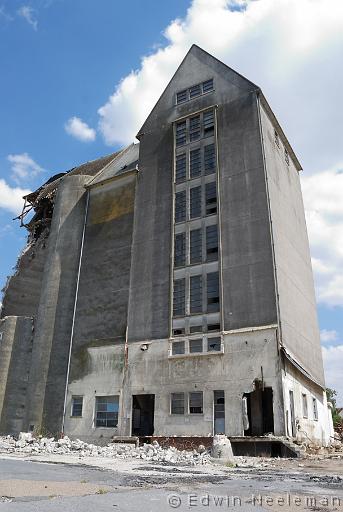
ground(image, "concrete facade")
xmin=0 ymin=46 xmax=331 ymax=446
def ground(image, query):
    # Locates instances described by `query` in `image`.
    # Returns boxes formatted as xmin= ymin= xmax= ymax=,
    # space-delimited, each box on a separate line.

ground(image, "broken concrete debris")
xmin=0 ymin=433 xmax=211 ymax=465
xmin=211 ymin=434 xmax=235 ymax=462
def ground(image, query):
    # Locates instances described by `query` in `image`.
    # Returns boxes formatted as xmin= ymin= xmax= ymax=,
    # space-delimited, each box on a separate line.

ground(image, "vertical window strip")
xmin=206 ymin=224 xmax=218 ymax=262
xmin=173 ymin=278 xmax=185 ymax=316
xmin=175 ymin=153 xmax=186 ymax=183
xmin=190 ymin=228 xmax=202 ymax=264
xmin=176 ymin=120 xmax=187 ymax=146
xmin=189 ymin=115 xmax=201 ymax=142
xmin=190 ymin=186 xmax=202 ymax=219
xmin=207 ymin=271 xmax=220 ymax=312
xmin=190 ymin=148 xmax=201 ymax=178
xmin=175 ymin=190 xmax=186 ymax=223
xmin=205 ymin=182 xmax=217 ymax=215
xmin=190 ymin=275 xmax=202 ymax=313
xmin=204 ymin=144 xmax=216 ymax=175
xmin=174 ymin=232 xmax=186 ymax=267
xmin=203 ymin=109 xmax=214 ymax=137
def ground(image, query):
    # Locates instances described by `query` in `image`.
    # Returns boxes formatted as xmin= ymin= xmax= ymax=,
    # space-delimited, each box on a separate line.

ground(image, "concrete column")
xmin=0 ymin=317 xmax=17 ymax=421
xmin=24 ymin=175 xmax=90 ymax=435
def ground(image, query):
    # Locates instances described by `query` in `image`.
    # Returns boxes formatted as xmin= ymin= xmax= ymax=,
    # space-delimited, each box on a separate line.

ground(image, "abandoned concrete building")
xmin=0 ymin=46 xmax=333 ymax=449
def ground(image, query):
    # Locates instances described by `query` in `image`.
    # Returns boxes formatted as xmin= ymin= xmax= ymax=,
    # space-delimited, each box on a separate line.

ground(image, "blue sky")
xmin=0 ymin=0 xmax=342 ymax=401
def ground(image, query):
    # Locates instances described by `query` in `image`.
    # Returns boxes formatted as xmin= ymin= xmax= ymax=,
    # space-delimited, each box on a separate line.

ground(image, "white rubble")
xmin=211 ymin=434 xmax=235 ymax=462
xmin=0 ymin=434 xmax=211 ymax=466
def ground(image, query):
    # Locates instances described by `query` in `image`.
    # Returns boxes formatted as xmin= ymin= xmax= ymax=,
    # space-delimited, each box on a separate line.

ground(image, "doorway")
xmin=243 ymin=382 xmax=274 ymax=436
xmin=214 ymin=390 xmax=225 ymax=434
xmin=132 ymin=394 xmax=155 ymax=436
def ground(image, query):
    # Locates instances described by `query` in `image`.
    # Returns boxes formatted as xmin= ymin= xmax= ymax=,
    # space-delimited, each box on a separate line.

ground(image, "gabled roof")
xmin=87 ymin=143 xmax=139 ymax=187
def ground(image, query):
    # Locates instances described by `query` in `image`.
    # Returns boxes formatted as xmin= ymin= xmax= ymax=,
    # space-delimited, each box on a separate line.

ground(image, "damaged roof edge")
xmin=281 ymin=346 xmax=325 ymax=390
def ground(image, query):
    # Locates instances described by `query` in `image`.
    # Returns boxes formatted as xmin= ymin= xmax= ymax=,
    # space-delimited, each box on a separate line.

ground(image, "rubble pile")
xmin=0 ymin=433 xmax=211 ymax=465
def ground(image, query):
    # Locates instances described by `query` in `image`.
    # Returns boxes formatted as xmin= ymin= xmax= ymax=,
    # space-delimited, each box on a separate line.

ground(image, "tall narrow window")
xmin=207 ymin=271 xmax=220 ymax=312
xmin=205 ymin=182 xmax=217 ymax=215
xmin=189 ymin=84 xmax=201 ymax=99
xmin=95 ymin=396 xmax=119 ymax=427
xmin=202 ymin=79 xmax=214 ymax=93
xmin=176 ymin=120 xmax=186 ymax=146
xmin=190 ymin=148 xmax=201 ymax=178
xmin=175 ymin=154 xmax=186 ymax=183
xmin=174 ymin=232 xmax=186 ymax=267
xmin=302 ymin=394 xmax=308 ymax=418
xmin=190 ymin=229 xmax=202 ymax=264
xmin=190 ymin=186 xmax=202 ymax=219
xmin=171 ymin=393 xmax=185 ymax=414
xmin=204 ymin=144 xmax=216 ymax=175
xmin=285 ymin=148 xmax=290 ymax=165
xmin=189 ymin=391 xmax=203 ymax=414
xmin=203 ymin=109 xmax=214 ymax=137
xmin=175 ymin=191 xmax=186 ymax=223
xmin=312 ymin=398 xmax=318 ymax=421
xmin=206 ymin=224 xmax=218 ymax=262
xmin=71 ymin=396 xmax=83 ymax=417
xmin=173 ymin=278 xmax=185 ymax=316
xmin=190 ymin=275 xmax=202 ymax=313
xmin=189 ymin=115 xmax=201 ymax=142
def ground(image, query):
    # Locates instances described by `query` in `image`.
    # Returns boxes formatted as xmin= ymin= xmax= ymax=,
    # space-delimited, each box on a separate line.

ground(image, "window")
xmin=189 ymin=84 xmax=201 ymax=99
xmin=171 ymin=393 xmax=185 ymax=414
xmin=190 ymin=275 xmax=202 ymax=313
xmin=190 ymin=148 xmax=201 ymax=178
xmin=208 ymin=337 xmax=221 ymax=352
xmin=312 ymin=398 xmax=318 ymax=421
xmin=71 ymin=396 xmax=83 ymax=417
xmin=173 ymin=328 xmax=185 ymax=336
xmin=274 ymin=130 xmax=280 ymax=147
xmin=190 ymin=186 xmax=202 ymax=219
xmin=206 ymin=224 xmax=218 ymax=262
xmin=174 ymin=233 xmax=186 ymax=267
xmin=176 ymin=90 xmax=188 ymax=104
xmin=190 ymin=325 xmax=203 ymax=333
xmin=190 ymin=229 xmax=202 ymax=264
xmin=172 ymin=340 xmax=185 ymax=355
xmin=173 ymin=278 xmax=185 ymax=316
xmin=284 ymin=148 xmax=290 ymax=165
xmin=175 ymin=154 xmax=186 ymax=183
xmin=189 ymin=391 xmax=203 ymax=414
xmin=189 ymin=115 xmax=201 ymax=142
xmin=95 ymin=396 xmax=119 ymax=428
xmin=175 ymin=191 xmax=186 ymax=223
xmin=207 ymin=322 xmax=220 ymax=332
xmin=203 ymin=110 xmax=214 ymax=137
xmin=207 ymin=271 xmax=220 ymax=312
xmin=204 ymin=144 xmax=216 ymax=174
xmin=176 ymin=121 xmax=187 ymax=146
xmin=189 ymin=338 xmax=203 ymax=353
xmin=205 ymin=182 xmax=217 ymax=215
xmin=202 ymin=79 xmax=214 ymax=93
xmin=302 ymin=393 xmax=308 ymax=418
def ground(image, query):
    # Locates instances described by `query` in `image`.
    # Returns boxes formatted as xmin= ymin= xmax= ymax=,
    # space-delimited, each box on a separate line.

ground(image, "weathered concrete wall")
xmin=1 ymin=235 xmax=48 ymax=319
xmin=282 ymin=360 xmax=330 ymax=445
xmin=0 ymin=316 xmax=33 ymax=434
xmin=217 ymin=92 xmax=277 ymax=330
xmin=259 ymin=102 xmax=325 ymax=386
xmin=64 ymin=326 xmax=284 ymax=440
xmin=24 ymin=174 xmax=90 ymax=435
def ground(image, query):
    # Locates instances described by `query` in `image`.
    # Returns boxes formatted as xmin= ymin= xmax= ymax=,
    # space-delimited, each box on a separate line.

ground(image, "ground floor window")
xmin=189 ymin=391 xmax=203 ymax=414
xmin=171 ymin=393 xmax=185 ymax=414
xmin=312 ymin=397 xmax=318 ymax=421
xmin=95 ymin=396 xmax=119 ymax=427
xmin=71 ymin=396 xmax=83 ymax=417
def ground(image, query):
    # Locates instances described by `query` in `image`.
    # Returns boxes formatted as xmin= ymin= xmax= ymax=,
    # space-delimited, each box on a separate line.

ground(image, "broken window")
xmin=171 ymin=393 xmax=185 ymax=414
xmin=173 ymin=328 xmax=185 ymax=336
xmin=95 ymin=396 xmax=119 ymax=428
xmin=174 ymin=232 xmax=186 ymax=267
xmin=175 ymin=191 xmax=186 ymax=223
xmin=207 ymin=322 xmax=220 ymax=332
xmin=190 ymin=228 xmax=202 ymax=264
xmin=205 ymin=182 xmax=217 ymax=215
xmin=172 ymin=340 xmax=185 ymax=355
xmin=190 ymin=275 xmax=202 ymax=314
xmin=189 ymin=338 xmax=203 ymax=353
xmin=176 ymin=121 xmax=187 ymax=146
xmin=190 ymin=186 xmax=202 ymax=219
xmin=206 ymin=224 xmax=218 ymax=262
xmin=173 ymin=278 xmax=185 ymax=317
xmin=207 ymin=337 xmax=221 ymax=352
xmin=312 ymin=397 xmax=318 ymax=421
xmin=190 ymin=148 xmax=201 ymax=178
xmin=203 ymin=109 xmax=214 ymax=137
xmin=204 ymin=144 xmax=216 ymax=175
xmin=71 ymin=396 xmax=83 ymax=417
xmin=175 ymin=153 xmax=186 ymax=183
xmin=302 ymin=393 xmax=308 ymax=418
xmin=207 ymin=271 xmax=220 ymax=312
xmin=189 ymin=391 xmax=203 ymax=414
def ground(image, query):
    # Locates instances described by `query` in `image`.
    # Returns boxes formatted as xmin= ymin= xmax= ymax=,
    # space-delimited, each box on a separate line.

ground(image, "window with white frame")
xmin=71 ymin=396 xmax=83 ymax=417
xmin=171 ymin=392 xmax=185 ymax=414
xmin=95 ymin=396 xmax=119 ymax=428
xmin=312 ymin=397 xmax=318 ymax=421
xmin=302 ymin=393 xmax=308 ymax=418
xmin=189 ymin=391 xmax=203 ymax=414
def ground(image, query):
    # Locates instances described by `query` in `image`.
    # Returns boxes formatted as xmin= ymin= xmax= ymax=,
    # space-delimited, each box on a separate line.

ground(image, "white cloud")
xmin=64 ymin=117 xmax=96 ymax=142
xmin=7 ymin=153 xmax=44 ymax=184
xmin=302 ymin=166 xmax=343 ymax=307
xmin=322 ymin=345 xmax=343 ymax=404
xmin=17 ymin=5 xmax=38 ymax=31
xmin=320 ymin=329 xmax=338 ymax=344
xmin=0 ymin=179 xmax=31 ymax=215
